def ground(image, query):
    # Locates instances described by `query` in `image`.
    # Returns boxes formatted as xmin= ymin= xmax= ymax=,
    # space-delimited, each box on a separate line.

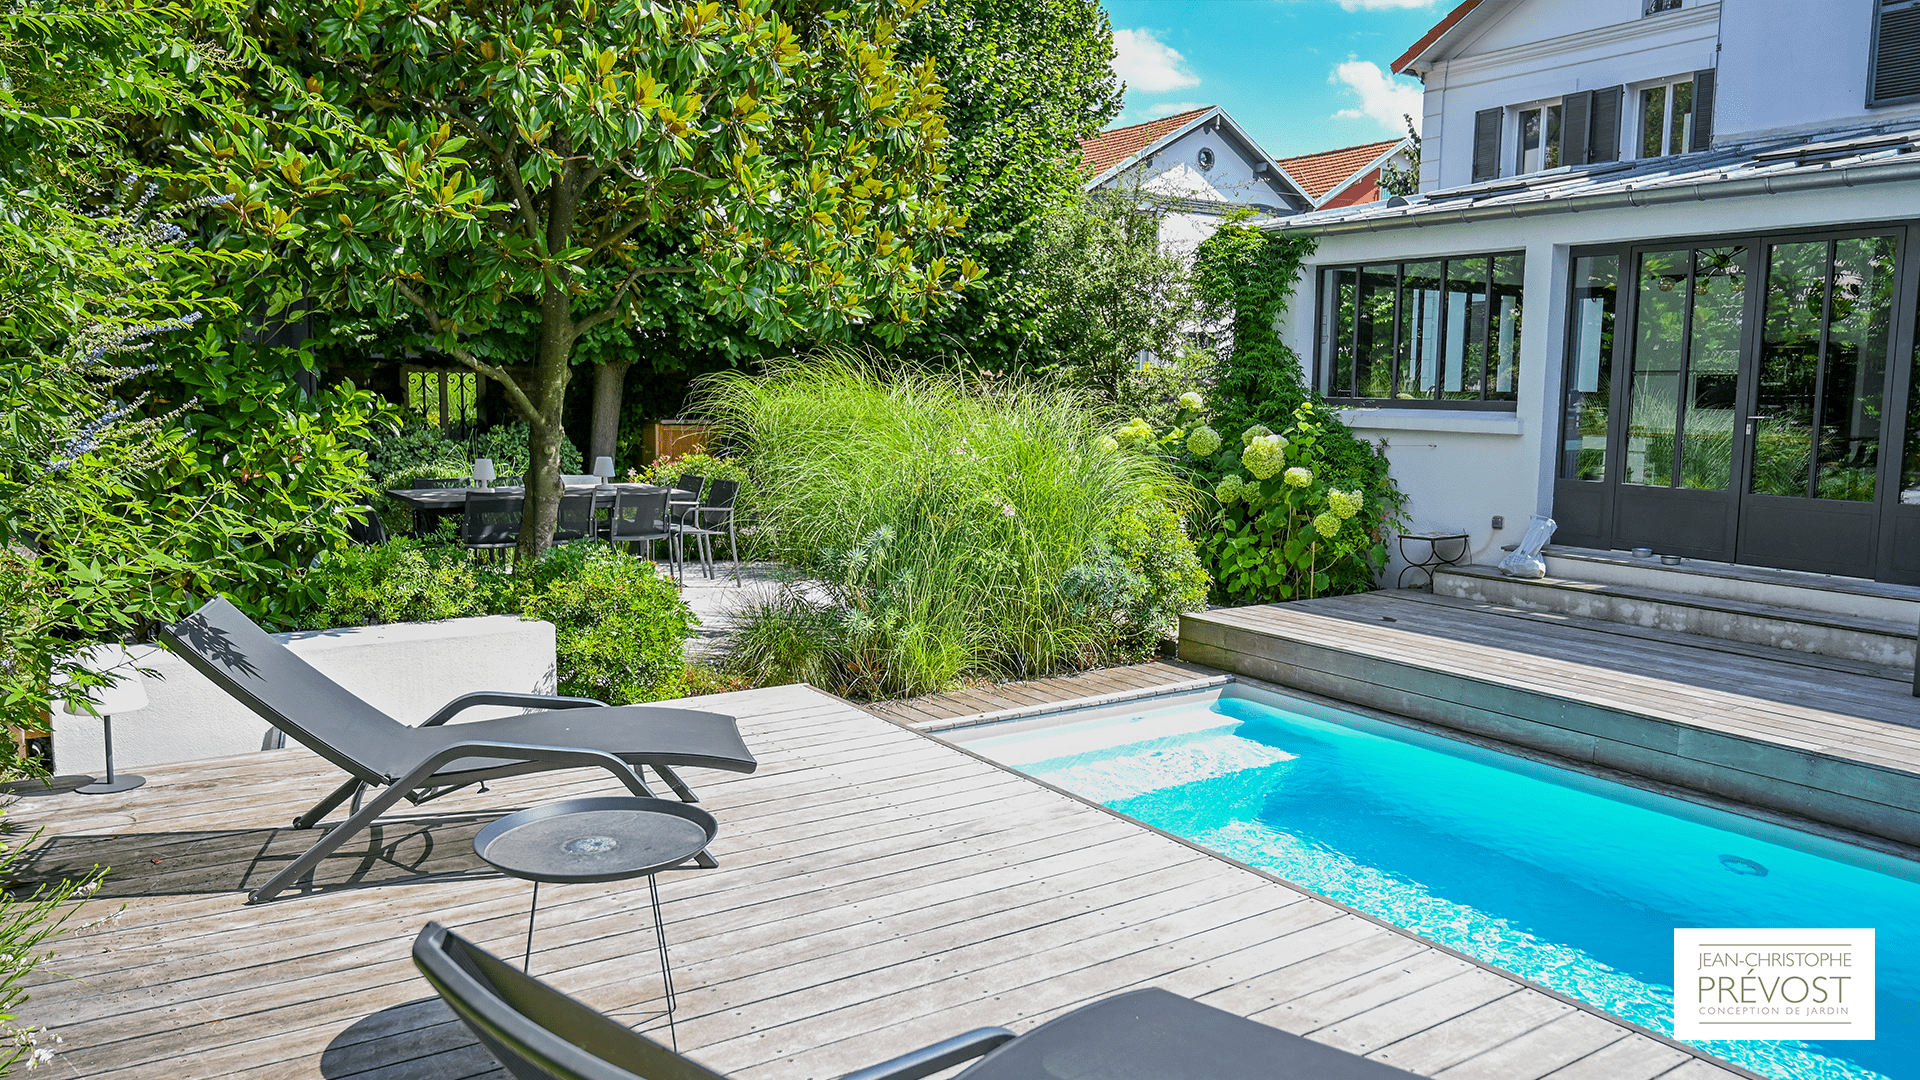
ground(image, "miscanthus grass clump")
xmin=703 ymin=358 xmax=1207 ymax=699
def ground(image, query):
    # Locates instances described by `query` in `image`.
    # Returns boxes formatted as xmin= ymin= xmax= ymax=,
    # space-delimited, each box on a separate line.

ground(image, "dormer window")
xmin=1643 ymin=0 xmax=1682 ymax=15
xmin=1516 ymin=103 xmax=1563 ymax=174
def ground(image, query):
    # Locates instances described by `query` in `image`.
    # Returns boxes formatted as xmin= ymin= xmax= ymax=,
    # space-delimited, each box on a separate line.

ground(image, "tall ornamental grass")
xmin=703 ymin=358 xmax=1208 ymax=699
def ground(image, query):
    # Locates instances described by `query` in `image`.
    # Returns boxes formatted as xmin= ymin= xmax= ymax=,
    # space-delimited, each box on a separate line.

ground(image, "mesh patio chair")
xmin=409 ymin=476 xmax=473 ymax=534
xmin=676 ymin=478 xmax=740 ymax=583
xmin=608 ymin=490 xmax=680 ymax=580
xmin=411 ymin=922 xmax=1424 ymax=1080
xmin=158 ymin=599 xmax=756 ymax=904
xmin=553 ymin=492 xmax=598 ymax=543
xmin=465 ymin=493 xmax=524 ymax=557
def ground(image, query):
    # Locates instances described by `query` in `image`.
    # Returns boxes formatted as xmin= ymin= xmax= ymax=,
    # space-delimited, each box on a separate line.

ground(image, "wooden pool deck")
xmin=5 ymin=682 xmax=1746 ymax=1080
xmin=1182 ymin=590 xmax=1920 ymax=850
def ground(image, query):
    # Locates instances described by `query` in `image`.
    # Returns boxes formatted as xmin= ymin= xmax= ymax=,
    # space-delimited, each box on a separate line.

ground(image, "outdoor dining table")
xmin=384 ymin=482 xmax=697 ymax=537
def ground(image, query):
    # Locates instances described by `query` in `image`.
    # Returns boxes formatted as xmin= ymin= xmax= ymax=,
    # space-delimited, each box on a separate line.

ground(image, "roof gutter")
xmin=1270 ymin=155 xmax=1920 ymax=237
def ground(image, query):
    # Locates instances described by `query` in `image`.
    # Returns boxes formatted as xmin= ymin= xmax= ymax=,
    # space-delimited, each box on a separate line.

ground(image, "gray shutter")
xmin=1588 ymin=85 xmax=1624 ymax=162
xmin=1561 ymin=92 xmax=1591 ymax=167
xmin=1473 ymin=108 xmax=1502 ymax=182
xmin=1872 ymin=0 xmax=1920 ymax=105
xmin=1691 ymin=68 xmax=1715 ymax=151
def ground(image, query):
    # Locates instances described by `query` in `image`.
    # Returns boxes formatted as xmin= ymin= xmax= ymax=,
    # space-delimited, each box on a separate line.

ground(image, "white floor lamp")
xmin=53 ymin=645 xmax=149 ymax=795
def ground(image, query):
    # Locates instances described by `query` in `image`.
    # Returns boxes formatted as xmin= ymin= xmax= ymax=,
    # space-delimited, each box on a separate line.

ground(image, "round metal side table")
xmin=474 ymin=796 xmax=718 ymax=1048
xmin=1396 ymin=531 xmax=1471 ymax=589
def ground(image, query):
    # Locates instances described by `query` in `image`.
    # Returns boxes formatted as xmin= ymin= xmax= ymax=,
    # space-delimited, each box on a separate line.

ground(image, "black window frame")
xmin=1314 ymin=250 xmax=1526 ymax=411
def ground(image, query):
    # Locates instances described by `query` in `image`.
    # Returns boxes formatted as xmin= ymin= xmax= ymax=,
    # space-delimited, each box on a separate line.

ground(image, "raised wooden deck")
xmin=863 ymin=659 xmax=1226 ymax=731
xmin=1182 ymin=590 xmax=1920 ymax=849
xmin=5 ymin=683 xmax=1744 ymax=1079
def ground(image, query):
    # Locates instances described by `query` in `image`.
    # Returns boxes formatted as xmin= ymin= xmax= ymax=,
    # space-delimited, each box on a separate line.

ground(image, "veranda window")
xmin=1319 ymin=253 xmax=1524 ymax=408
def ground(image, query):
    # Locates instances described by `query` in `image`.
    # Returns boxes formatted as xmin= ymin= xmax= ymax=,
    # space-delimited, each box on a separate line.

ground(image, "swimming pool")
xmin=949 ymin=685 xmax=1920 ymax=1080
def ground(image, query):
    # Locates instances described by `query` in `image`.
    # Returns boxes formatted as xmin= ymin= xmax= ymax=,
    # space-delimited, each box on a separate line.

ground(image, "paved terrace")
xmin=8 ymin=683 xmax=1749 ymax=1080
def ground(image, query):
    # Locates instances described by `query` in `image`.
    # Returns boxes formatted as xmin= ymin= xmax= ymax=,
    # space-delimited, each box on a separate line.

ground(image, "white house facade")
xmin=1274 ymin=0 xmax=1920 ymax=586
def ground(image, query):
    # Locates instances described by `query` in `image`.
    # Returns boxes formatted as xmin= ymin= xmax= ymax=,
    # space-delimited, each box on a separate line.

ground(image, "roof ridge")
xmin=1089 ymin=106 xmax=1217 ymax=138
xmin=1276 ymin=137 xmax=1405 ymax=163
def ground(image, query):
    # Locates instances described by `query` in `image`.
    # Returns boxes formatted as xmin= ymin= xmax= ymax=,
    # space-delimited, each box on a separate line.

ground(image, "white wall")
xmin=1108 ymin=123 xmax=1299 ymax=212
xmin=1284 ymin=179 xmax=1920 ymax=581
xmin=50 ymin=616 xmax=558 ymax=777
xmin=1415 ymin=0 xmax=1920 ymax=194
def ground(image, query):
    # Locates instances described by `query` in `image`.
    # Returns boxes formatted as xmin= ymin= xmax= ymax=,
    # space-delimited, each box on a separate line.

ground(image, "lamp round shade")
xmin=592 ymin=456 xmax=616 ymax=478
xmin=472 ymin=458 xmax=497 ymax=482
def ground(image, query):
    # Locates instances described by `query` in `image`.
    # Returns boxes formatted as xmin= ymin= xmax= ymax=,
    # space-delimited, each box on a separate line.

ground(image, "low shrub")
xmin=296 ymin=540 xmax=693 ymax=705
xmin=702 ymin=357 xmax=1207 ymax=699
xmin=520 ymin=544 xmax=694 ymax=705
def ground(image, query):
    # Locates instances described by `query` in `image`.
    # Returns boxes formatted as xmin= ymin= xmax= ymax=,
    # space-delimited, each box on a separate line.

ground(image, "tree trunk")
xmin=516 ymin=284 xmax=578 ymax=563
xmin=588 ymin=359 xmax=633 ymax=473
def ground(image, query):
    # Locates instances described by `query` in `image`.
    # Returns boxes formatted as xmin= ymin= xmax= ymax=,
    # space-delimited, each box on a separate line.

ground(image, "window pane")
xmin=1545 ymin=104 xmax=1563 ymax=170
xmin=1490 ymin=255 xmax=1524 ymax=399
xmin=1443 ymin=258 xmax=1489 ymax=399
xmin=1641 ymin=86 xmax=1667 ymax=158
xmin=1399 ymin=261 xmax=1444 ymax=399
xmin=1679 ymin=245 xmax=1745 ymax=491
xmin=1751 ymin=241 xmax=1824 ymax=497
xmin=1627 ymin=249 xmax=1689 ymax=485
xmin=1355 ymin=265 xmax=1397 ymax=398
xmin=1518 ymin=108 xmax=1542 ymax=173
xmin=1327 ymin=269 xmax=1356 ymax=396
xmin=1817 ymin=236 xmax=1894 ymax=500
xmin=1669 ymin=80 xmax=1694 ymax=155
xmin=1563 ymin=255 xmax=1618 ymax=480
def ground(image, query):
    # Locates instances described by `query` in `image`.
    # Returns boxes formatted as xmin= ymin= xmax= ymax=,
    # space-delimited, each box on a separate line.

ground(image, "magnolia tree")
xmin=223 ymin=0 xmax=979 ymax=559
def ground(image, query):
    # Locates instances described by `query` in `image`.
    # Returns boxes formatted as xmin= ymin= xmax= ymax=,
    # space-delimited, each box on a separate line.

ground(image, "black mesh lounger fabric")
xmin=953 ymin=988 xmax=1426 ymax=1080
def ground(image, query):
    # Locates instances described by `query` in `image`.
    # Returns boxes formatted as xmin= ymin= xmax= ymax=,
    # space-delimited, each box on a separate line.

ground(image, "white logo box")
xmin=1674 ymin=928 xmax=1875 ymax=1041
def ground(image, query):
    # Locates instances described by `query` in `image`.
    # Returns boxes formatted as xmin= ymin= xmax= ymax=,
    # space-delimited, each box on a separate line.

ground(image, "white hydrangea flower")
xmin=1178 ymin=391 xmax=1205 ymax=412
xmin=1329 ymin=489 xmax=1364 ymax=518
xmin=1283 ymin=466 xmax=1313 ymax=489
xmin=1186 ymin=424 xmax=1222 ymax=457
xmin=1241 ymin=434 xmax=1287 ymax=480
xmin=1240 ymin=423 xmax=1273 ymax=447
xmin=1214 ymin=474 xmax=1246 ymax=504
xmin=1313 ymin=511 xmax=1343 ymax=538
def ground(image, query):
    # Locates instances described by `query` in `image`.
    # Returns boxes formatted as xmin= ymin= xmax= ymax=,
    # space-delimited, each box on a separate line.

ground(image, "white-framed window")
xmin=1637 ymin=76 xmax=1696 ymax=158
xmin=1513 ymin=100 xmax=1563 ymax=175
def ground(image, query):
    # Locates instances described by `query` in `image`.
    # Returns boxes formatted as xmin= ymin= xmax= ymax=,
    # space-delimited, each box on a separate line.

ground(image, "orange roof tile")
xmin=1079 ymin=107 xmax=1216 ymax=177
xmin=1274 ymin=139 xmax=1405 ymax=201
xmin=1394 ymin=0 xmax=1481 ymax=75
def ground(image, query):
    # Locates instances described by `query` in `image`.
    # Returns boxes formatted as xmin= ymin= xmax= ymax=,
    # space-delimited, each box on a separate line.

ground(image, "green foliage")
xmin=296 ymin=541 xmax=694 ymax=706
xmin=703 ymin=357 xmax=1206 ymax=698
xmin=635 ymin=452 xmax=748 ymax=492
xmin=225 ymin=0 xmax=980 ymax=559
xmin=361 ymin=417 xmax=584 ymax=530
xmin=520 ymin=545 xmax=694 ymax=705
xmin=1028 ymin=192 xmax=1196 ymax=401
xmin=0 ymin=836 xmax=106 ymax=1072
xmin=1172 ymin=222 xmax=1405 ymax=603
xmin=880 ymin=0 xmax=1123 ymax=365
xmin=1379 ymin=114 xmax=1419 ymax=198
xmin=299 ymin=536 xmax=506 ymax=628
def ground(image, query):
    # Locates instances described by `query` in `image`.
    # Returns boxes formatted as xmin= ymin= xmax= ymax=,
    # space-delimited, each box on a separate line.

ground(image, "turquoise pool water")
xmin=955 ymin=691 xmax=1920 ymax=1080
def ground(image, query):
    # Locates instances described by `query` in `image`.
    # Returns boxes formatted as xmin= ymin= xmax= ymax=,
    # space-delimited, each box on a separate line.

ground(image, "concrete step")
xmin=1543 ymin=545 xmax=1920 ymax=625
xmin=1433 ymin=563 xmax=1918 ymax=670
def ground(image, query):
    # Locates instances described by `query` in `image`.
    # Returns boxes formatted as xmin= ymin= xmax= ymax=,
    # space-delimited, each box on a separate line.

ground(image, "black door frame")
xmin=1554 ymin=221 xmax=1920 ymax=582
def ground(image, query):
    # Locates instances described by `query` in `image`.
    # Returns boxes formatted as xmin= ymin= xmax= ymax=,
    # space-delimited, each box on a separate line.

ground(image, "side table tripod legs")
xmin=517 ymin=875 xmax=679 ymax=1050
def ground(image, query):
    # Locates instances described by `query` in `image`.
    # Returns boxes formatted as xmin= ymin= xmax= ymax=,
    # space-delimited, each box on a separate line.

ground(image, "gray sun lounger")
xmin=412 ymin=922 xmax=1425 ymax=1080
xmin=160 ymin=598 xmax=756 ymax=904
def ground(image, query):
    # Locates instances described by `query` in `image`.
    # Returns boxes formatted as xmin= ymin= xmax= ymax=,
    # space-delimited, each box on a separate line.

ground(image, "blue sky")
xmin=1099 ymin=0 xmax=1445 ymax=158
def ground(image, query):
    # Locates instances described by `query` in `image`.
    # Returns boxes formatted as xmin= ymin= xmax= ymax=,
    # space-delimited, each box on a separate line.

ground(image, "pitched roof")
xmin=1394 ymin=0 xmax=1483 ymax=75
xmin=1079 ymin=107 xmax=1217 ymax=176
xmin=1274 ymin=139 xmax=1407 ymax=201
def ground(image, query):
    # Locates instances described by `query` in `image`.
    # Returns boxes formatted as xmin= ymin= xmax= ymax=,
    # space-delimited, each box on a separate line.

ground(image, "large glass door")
xmin=1555 ymin=226 xmax=1918 ymax=582
xmin=1608 ymin=244 xmax=1752 ymax=559
xmin=1736 ymin=236 xmax=1898 ymax=576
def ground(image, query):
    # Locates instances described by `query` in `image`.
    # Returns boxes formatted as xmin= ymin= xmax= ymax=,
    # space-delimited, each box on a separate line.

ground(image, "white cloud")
xmin=1112 ymin=28 xmax=1201 ymax=94
xmin=1331 ymin=59 xmax=1424 ymax=135
xmin=1336 ymin=0 xmax=1440 ymax=10
xmin=1144 ymin=101 xmax=1209 ymax=119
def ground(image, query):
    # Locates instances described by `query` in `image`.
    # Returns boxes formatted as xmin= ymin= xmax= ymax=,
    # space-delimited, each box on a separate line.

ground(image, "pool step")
xmin=1179 ymin=592 xmax=1920 ymax=850
xmin=1431 ymin=559 xmax=1918 ymax=670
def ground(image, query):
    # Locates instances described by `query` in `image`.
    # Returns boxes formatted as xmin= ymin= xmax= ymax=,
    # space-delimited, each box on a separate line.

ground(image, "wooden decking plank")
xmin=1433 ymin=1011 xmax=1639 ymax=1080
xmin=1537 ymin=1033 xmax=1694 ymax=1079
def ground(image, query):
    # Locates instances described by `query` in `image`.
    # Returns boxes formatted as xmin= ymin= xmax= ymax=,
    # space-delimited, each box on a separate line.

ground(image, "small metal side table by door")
xmin=1396 ymin=532 xmax=1471 ymax=589
xmin=473 ymin=796 xmax=719 ymax=1048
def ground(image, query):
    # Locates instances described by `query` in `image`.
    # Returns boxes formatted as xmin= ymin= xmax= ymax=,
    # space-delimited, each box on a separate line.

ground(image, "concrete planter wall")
xmin=51 ymin=616 xmax=557 ymax=776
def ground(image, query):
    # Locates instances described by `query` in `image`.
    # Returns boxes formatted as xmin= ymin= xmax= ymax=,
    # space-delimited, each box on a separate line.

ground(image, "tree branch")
xmin=391 ymin=278 xmax=542 ymax=423
xmin=570 ymin=265 xmax=698 ymax=339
